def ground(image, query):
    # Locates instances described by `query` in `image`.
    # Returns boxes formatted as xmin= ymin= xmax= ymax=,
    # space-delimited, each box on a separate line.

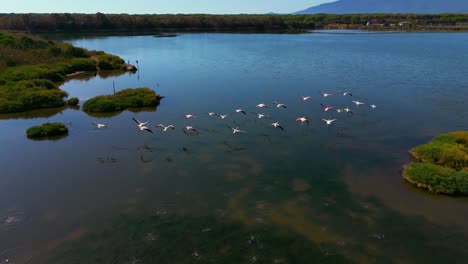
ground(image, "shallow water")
xmin=0 ymin=32 xmax=467 ymax=263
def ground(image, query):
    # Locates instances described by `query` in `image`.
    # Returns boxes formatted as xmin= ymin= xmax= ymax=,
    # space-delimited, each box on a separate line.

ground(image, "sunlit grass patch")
xmin=403 ymin=131 xmax=468 ymax=195
xmin=82 ymin=88 xmax=162 ymax=112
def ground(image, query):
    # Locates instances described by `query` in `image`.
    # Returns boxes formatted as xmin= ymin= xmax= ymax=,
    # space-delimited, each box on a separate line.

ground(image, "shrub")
xmin=67 ymin=97 xmax=79 ymax=106
xmin=65 ymin=58 xmax=97 ymax=72
xmin=82 ymin=88 xmax=161 ymax=112
xmin=18 ymin=89 xmax=67 ymax=108
xmin=403 ymin=131 xmax=468 ymax=195
xmin=48 ymin=46 xmax=62 ymax=56
xmin=63 ymin=44 xmax=89 ymax=58
xmin=96 ymin=54 xmax=125 ymax=70
xmin=1 ymin=64 xmax=66 ymax=82
xmin=26 ymin=122 xmax=68 ymax=138
xmin=411 ymin=132 xmax=468 ymax=170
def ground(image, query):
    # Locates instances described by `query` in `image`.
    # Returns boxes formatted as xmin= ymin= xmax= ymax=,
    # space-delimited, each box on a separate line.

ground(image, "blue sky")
xmin=2 ymin=0 xmax=333 ymax=14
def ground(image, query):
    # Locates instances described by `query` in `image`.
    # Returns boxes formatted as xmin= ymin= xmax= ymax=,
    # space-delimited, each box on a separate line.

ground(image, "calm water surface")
xmin=0 ymin=32 xmax=467 ymax=263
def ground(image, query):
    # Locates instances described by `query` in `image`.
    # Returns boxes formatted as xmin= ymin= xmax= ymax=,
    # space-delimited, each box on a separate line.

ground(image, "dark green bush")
xmin=82 ymin=88 xmax=161 ymax=112
xmin=404 ymin=162 xmax=468 ymax=194
xmin=97 ymin=60 xmax=113 ymax=70
xmin=48 ymin=46 xmax=62 ymax=56
xmin=65 ymin=58 xmax=97 ymax=72
xmin=96 ymin=54 xmax=125 ymax=70
xmin=26 ymin=122 xmax=68 ymax=138
xmin=67 ymin=97 xmax=79 ymax=106
xmin=18 ymin=89 xmax=67 ymax=108
xmin=19 ymin=36 xmax=49 ymax=49
xmin=63 ymin=44 xmax=89 ymax=58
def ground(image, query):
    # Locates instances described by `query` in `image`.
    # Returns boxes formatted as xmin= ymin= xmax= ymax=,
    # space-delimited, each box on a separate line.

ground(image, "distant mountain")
xmin=295 ymin=0 xmax=468 ymax=14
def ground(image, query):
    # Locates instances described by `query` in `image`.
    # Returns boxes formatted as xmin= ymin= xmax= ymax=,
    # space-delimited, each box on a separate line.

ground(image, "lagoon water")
xmin=0 ymin=32 xmax=467 ymax=263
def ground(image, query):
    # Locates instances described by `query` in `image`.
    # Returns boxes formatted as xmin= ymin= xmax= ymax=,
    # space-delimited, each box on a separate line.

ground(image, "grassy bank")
xmin=82 ymin=88 xmax=162 ymax=113
xmin=26 ymin=122 xmax=68 ymax=138
xmin=403 ymin=131 xmax=468 ymax=195
xmin=0 ymin=31 xmax=127 ymax=114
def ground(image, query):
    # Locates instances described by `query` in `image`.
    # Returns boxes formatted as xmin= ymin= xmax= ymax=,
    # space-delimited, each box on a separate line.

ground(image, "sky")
xmin=1 ymin=0 xmax=334 ymax=14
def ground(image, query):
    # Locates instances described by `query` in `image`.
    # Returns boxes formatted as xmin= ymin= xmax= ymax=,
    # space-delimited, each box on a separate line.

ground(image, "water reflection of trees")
xmin=63 ymin=70 xmax=135 ymax=83
xmin=26 ymin=133 xmax=69 ymax=141
xmin=0 ymin=106 xmax=69 ymax=120
xmin=83 ymin=106 xmax=158 ymax=118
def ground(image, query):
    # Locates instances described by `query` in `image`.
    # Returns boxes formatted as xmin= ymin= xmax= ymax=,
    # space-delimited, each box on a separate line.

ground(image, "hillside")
xmin=296 ymin=0 xmax=468 ymax=14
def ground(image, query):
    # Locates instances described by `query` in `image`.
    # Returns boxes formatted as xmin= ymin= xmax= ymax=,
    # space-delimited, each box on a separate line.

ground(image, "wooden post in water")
xmin=113 ymin=80 xmax=115 ymax=94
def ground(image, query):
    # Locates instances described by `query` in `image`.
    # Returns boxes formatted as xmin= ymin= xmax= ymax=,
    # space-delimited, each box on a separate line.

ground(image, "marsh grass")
xmin=82 ymin=88 xmax=161 ymax=113
xmin=26 ymin=122 xmax=68 ymax=138
xmin=67 ymin=97 xmax=79 ymax=106
xmin=0 ymin=31 xmax=126 ymax=113
xmin=404 ymin=131 xmax=468 ymax=195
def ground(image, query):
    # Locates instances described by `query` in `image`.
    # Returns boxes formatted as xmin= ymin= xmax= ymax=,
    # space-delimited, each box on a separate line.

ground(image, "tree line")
xmin=0 ymin=13 xmax=467 ymax=33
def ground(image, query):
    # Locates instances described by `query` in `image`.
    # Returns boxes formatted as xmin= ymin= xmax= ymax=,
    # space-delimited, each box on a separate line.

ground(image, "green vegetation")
xmin=91 ymin=51 xmax=125 ymax=70
xmin=0 ymin=31 xmax=127 ymax=114
xmin=403 ymin=131 xmax=468 ymax=195
xmin=82 ymin=88 xmax=162 ymax=113
xmin=0 ymin=13 xmax=467 ymax=33
xmin=66 ymin=97 xmax=79 ymax=106
xmin=26 ymin=122 xmax=68 ymax=138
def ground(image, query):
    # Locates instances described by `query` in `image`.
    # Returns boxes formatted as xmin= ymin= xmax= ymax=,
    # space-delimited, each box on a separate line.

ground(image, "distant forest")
xmin=0 ymin=13 xmax=467 ymax=32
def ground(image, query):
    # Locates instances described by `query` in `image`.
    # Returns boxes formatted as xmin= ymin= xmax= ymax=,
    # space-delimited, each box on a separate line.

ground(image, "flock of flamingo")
xmin=91 ymin=90 xmax=378 ymax=134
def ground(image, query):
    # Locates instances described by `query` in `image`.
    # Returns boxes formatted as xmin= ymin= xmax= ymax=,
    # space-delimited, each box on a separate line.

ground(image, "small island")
xmin=67 ymin=97 xmax=79 ymax=106
xmin=82 ymin=87 xmax=162 ymax=113
xmin=403 ymin=131 xmax=468 ymax=195
xmin=0 ymin=31 xmax=128 ymax=114
xmin=26 ymin=122 xmax=69 ymax=138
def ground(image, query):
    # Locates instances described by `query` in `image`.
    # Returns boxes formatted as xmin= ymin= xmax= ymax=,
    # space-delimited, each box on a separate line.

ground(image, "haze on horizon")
xmin=2 ymin=0 xmax=333 ymax=14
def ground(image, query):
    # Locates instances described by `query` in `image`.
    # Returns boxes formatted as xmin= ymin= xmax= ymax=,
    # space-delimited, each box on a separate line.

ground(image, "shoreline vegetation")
xmin=403 ymin=131 xmax=468 ymax=195
xmin=0 ymin=13 xmax=467 ymax=33
xmin=0 ymin=31 xmax=132 ymax=114
xmin=82 ymin=88 xmax=162 ymax=113
xmin=26 ymin=122 xmax=68 ymax=138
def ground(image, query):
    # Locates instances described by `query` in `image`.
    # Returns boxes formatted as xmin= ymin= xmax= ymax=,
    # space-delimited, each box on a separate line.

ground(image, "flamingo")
xmin=321 ymin=118 xmax=337 ymax=126
xmin=270 ymin=122 xmax=284 ymax=131
xmin=338 ymin=91 xmax=353 ymax=96
xmin=132 ymin=117 xmax=148 ymax=127
xmin=352 ymin=100 xmax=365 ymax=106
xmin=92 ymin=122 xmax=109 ymax=128
xmin=251 ymin=112 xmax=269 ymax=119
xmin=296 ymin=116 xmax=309 ymax=125
xmin=343 ymin=107 xmax=354 ymax=114
xmin=273 ymin=101 xmax=287 ymax=108
xmin=156 ymin=124 xmax=175 ymax=132
xmin=183 ymin=126 xmax=199 ymax=135
xmin=227 ymin=125 xmax=246 ymax=134
xmin=320 ymin=103 xmax=334 ymax=112
xmin=215 ymin=113 xmax=229 ymax=119
xmin=233 ymin=109 xmax=247 ymax=115
xmin=320 ymin=91 xmax=333 ymax=97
